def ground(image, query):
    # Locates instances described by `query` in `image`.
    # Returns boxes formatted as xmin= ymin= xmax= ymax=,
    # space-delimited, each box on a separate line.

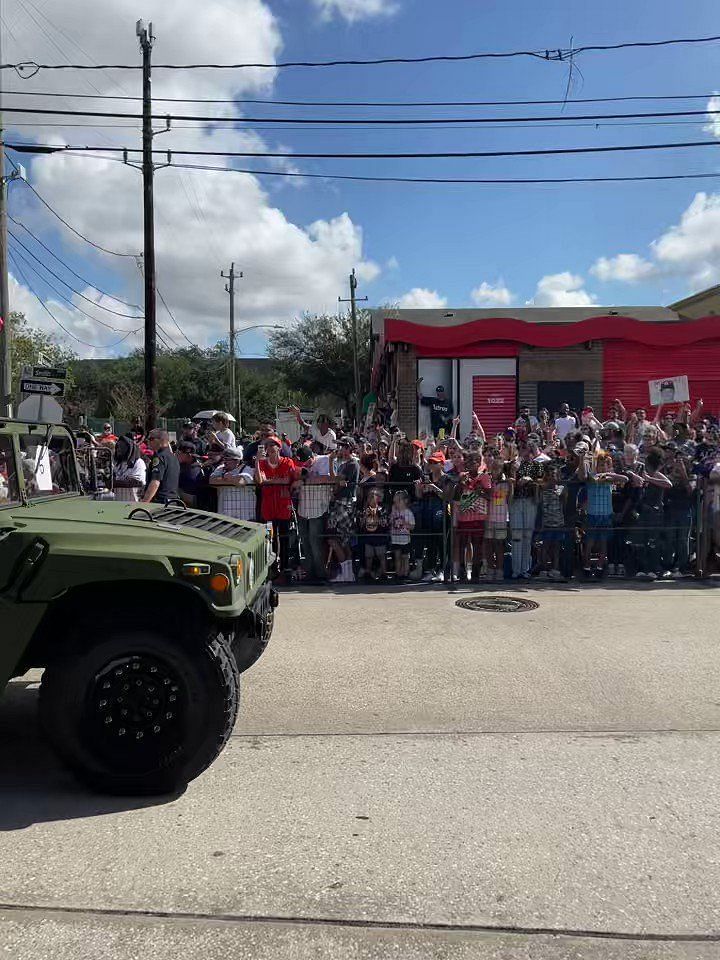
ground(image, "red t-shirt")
xmin=457 ymin=471 xmax=491 ymax=525
xmin=258 ymin=457 xmax=297 ymax=521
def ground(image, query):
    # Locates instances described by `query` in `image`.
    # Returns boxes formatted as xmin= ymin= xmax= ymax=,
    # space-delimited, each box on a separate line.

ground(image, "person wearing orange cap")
xmin=255 ymin=435 xmax=298 ymax=583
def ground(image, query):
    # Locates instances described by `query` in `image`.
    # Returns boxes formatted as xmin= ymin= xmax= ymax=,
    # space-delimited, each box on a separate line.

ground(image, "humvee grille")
xmin=149 ymin=507 xmax=255 ymax=543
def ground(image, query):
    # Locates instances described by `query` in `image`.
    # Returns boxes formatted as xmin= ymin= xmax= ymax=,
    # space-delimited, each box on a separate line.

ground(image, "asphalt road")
xmin=1 ymin=583 xmax=720 ymax=958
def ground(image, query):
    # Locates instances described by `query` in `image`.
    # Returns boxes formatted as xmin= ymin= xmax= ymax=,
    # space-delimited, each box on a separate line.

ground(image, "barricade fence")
xmin=195 ymin=479 xmax=715 ymax=583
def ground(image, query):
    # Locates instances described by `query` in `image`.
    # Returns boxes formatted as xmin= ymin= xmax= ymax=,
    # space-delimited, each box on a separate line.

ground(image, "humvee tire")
xmin=39 ymin=628 xmax=239 ymax=795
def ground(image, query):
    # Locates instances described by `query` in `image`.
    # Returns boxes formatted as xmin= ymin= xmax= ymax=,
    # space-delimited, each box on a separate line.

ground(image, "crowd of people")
xmin=93 ymin=398 xmax=720 ymax=585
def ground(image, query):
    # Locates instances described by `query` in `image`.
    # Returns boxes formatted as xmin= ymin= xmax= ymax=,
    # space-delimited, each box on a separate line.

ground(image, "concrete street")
xmin=1 ymin=584 xmax=720 ymax=958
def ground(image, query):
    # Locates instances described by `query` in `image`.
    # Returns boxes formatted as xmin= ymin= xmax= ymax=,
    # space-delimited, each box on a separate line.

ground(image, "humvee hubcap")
xmin=89 ymin=656 xmax=184 ymax=751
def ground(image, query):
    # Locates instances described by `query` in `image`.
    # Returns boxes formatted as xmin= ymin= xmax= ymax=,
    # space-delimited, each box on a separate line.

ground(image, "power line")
xmin=157 ymin=286 xmax=197 ymax=349
xmin=4 ymin=33 xmax=720 ymax=71
xmin=8 ymin=229 xmax=144 ymax=317
xmin=160 ymin=161 xmax=720 ymax=186
xmin=4 ymin=103 xmax=720 ymax=124
xmin=9 ymin=244 xmax=138 ymax=332
xmin=21 ymin=180 xmax=138 ymax=257
xmin=8 ymin=215 xmax=142 ymax=308
xmin=8 ymin=250 xmax=139 ymax=349
xmin=13 ymin=137 xmax=720 ymax=161
xmin=1 ymin=88 xmax=718 ymax=106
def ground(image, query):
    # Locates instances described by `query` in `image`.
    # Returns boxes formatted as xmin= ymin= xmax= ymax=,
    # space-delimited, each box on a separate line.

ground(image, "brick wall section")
xmin=396 ymin=345 xmax=418 ymax=437
xmin=519 ymin=342 xmax=603 ymax=382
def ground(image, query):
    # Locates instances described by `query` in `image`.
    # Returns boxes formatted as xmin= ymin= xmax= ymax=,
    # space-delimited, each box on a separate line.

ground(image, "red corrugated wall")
xmin=603 ymin=340 xmax=720 ymax=417
xmin=473 ymin=376 xmax=517 ymax=437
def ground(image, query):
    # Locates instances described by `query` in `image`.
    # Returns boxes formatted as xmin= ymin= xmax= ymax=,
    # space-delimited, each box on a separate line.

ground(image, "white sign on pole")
xmin=17 ymin=395 xmax=64 ymax=424
xmin=648 ymin=375 xmax=689 ymax=406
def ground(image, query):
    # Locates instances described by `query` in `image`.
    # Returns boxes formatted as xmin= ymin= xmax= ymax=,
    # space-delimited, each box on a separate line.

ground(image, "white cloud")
xmin=528 ymin=272 xmax=596 ymax=307
xmin=4 ymin=0 xmax=381 ymax=357
xmin=590 ymin=254 xmax=658 ymax=284
xmin=311 ymin=0 xmax=399 ymax=22
xmin=470 ymin=281 xmax=514 ymax=306
xmin=703 ymin=94 xmax=720 ymax=139
xmin=397 ymin=288 xmax=447 ymax=309
xmin=650 ymin=192 xmax=720 ymax=285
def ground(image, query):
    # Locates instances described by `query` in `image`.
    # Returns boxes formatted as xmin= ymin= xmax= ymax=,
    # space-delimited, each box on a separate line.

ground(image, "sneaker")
xmin=660 ymin=570 xmax=673 ymax=581
xmin=616 ymin=564 xmax=626 ymax=578
xmin=635 ymin=571 xmax=647 ymax=580
xmin=537 ymin=570 xmax=549 ymax=580
xmin=431 ymin=571 xmax=445 ymax=583
xmin=607 ymin=564 xmax=616 ymax=576
xmin=422 ymin=571 xmax=435 ymax=583
xmin=548 ymin=569 xmax=563 ymax=580
xmin=645 ymin=572 xmax=657 ymax=581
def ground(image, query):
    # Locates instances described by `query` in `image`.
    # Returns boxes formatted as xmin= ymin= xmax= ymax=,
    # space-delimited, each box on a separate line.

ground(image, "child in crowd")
xmin=538 ymin=462 xmax=566 ymax=580
xmin=484 ymin=448 xmax=511 ymax=582
xmin=580 ymin=449 xmax=627 ymax=577
xmin=453 ymin=450 xmax=492 ymax=582
xmin=358 ymin=487 xmax=389 ymax=580
xmin=390 ymin=489 xmax=415 ymax=579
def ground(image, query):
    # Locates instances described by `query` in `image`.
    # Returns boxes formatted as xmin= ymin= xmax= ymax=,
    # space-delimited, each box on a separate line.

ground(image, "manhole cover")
xmin=455 ymin=596 xmax=539 ymax=614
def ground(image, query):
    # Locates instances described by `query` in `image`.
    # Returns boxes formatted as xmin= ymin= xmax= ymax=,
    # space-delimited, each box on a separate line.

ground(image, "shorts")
xmin=456 ymin=523 xmax=485 ymax=538
xmin=484 ymin=524 xmax=507 ymax=541
xmin=362 ymin=534 xmax=388 ymax=549
xmin=587 ymin=515 xmax=613 ymax=541
xmin=539 ymin=528 xmax=565 ymax=542
xmin=391 ymin=542 xmax=411 ymax=555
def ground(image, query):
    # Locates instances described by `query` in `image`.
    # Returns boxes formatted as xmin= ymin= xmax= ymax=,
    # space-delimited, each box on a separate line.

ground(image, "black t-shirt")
xmin=420 ymin=395 xmax=453 ymax=433
xmin=388 ymin=463 xmax=423 ymax=501
xmin=147 ymin=447 xmax=180 ymax=503
xmin=179 ymin=462 xmax=204 ymax=496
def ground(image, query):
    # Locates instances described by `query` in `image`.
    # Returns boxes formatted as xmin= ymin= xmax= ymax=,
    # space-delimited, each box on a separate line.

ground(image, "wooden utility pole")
xmin=221 ymin=262 xmax=242 ymax=427
xmin=138 ymin=20 xmax=157 ymax=432
xmin=339 ymin=268 xmax=367 ymax=427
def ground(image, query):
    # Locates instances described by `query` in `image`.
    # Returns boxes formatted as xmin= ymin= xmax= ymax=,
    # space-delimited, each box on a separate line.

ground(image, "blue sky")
xmin=6 ymin=0 xmax=720 ymax=357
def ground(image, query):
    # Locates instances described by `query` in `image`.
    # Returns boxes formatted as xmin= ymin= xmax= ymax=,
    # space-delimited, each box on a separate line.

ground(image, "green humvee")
xmin=0 ymin=418 xmax=277 ymax=795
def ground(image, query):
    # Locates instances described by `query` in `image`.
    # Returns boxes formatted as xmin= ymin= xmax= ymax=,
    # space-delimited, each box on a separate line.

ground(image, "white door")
xmin=459 ymin=359 xmax=516 ymax=439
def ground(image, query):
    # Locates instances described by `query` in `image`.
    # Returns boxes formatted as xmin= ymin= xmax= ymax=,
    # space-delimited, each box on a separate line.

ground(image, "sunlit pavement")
xmin=2 ymin=586 xmax=720 ymax=959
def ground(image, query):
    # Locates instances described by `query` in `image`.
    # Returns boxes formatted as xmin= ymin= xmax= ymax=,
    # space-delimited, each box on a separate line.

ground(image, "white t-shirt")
xmin=310 ymin=424 xmax=337 ymax=451
xmin=213 ymin=427 xmax=237 ymax=449
xmin=390 ymin=507 xmax=415 ymax=545
xmin=554 ymin=415 xmax=576 ymax=440
xmin=113 ymin=458 xmax=147 ymax=502
xmin=298 ymin=455 xmax=333 ymax=519
xmin=211 ymin=464 xmax=256 ymax=520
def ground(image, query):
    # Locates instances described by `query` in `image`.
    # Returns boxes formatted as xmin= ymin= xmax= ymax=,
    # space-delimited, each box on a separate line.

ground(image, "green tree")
xmin=267 ymin=311 xmax=371 ymax=419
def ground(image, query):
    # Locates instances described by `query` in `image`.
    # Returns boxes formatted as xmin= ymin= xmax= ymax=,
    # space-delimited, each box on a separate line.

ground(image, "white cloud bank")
xmin=4 ymin=0 xmax=381 ymax=356
xmin=470 ymin=281 xmax=514 ymax=306
xmin=311 ymin=0 xmax=399 ymax=22
xmin=397 ymin=288 xmax=447 ymax=308
xmin=527 ymin=272 xmax=596 ymax=307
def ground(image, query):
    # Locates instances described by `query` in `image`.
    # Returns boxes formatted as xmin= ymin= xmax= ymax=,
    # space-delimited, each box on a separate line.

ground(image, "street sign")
xmin=17 ymin=395 xmax=64 ymax=424
xmin=32 ymin=364 xmax=67 ymax=381
xmin=20 ymin=379 xmax=65 ymax=398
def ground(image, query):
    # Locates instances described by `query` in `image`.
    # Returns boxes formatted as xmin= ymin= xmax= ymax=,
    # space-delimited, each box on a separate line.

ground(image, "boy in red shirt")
xmin=255 ymin=435 xmax=298 ymax=580
xmin=453 ymin=450 xmax=492 ymax=582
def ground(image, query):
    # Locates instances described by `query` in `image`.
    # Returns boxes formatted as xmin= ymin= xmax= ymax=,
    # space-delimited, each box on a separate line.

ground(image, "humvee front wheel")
xmin=39 ymin=629 xmax=239 ymax=795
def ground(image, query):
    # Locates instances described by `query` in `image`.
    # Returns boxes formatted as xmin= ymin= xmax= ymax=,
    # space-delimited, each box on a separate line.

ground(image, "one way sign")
xmin=20 ymin=379 xmax=65 ymax=398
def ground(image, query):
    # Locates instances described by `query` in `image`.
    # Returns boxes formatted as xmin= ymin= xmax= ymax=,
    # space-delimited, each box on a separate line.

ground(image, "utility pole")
xmin=339 ymin=268 xmax=367 ymax=427
xmin=138 ymin=20 xmax=157 ymax=433
xmin=0 ymin=7 xmax=12 ymax=418
xmin=221 ymin=262 xmax=242 ymax=428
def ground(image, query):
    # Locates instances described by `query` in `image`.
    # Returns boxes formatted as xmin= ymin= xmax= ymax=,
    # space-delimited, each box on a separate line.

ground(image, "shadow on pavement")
xmin=0 ymin=680 xmax=178 ymax=831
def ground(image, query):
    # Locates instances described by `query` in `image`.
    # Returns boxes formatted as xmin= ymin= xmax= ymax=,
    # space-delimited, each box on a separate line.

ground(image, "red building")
xmin=371 ymin=298 xmax=720 ymax=439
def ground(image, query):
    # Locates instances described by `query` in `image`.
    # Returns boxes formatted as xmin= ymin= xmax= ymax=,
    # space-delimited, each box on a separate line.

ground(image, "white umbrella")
xmin=192 ymin=410 xmax=237 ymax=423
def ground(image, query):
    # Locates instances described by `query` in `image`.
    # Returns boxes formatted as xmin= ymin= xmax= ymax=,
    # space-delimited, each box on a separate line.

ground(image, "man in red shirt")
xmin=255 ymin=435 xmax=298 ymax=581
xmin=453 ymin=450 xmax=491 ymax=582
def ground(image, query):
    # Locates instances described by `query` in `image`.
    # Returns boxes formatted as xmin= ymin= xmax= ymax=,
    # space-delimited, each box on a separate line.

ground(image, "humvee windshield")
xmin=16 ymin=429 xmax=81 ymax=500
